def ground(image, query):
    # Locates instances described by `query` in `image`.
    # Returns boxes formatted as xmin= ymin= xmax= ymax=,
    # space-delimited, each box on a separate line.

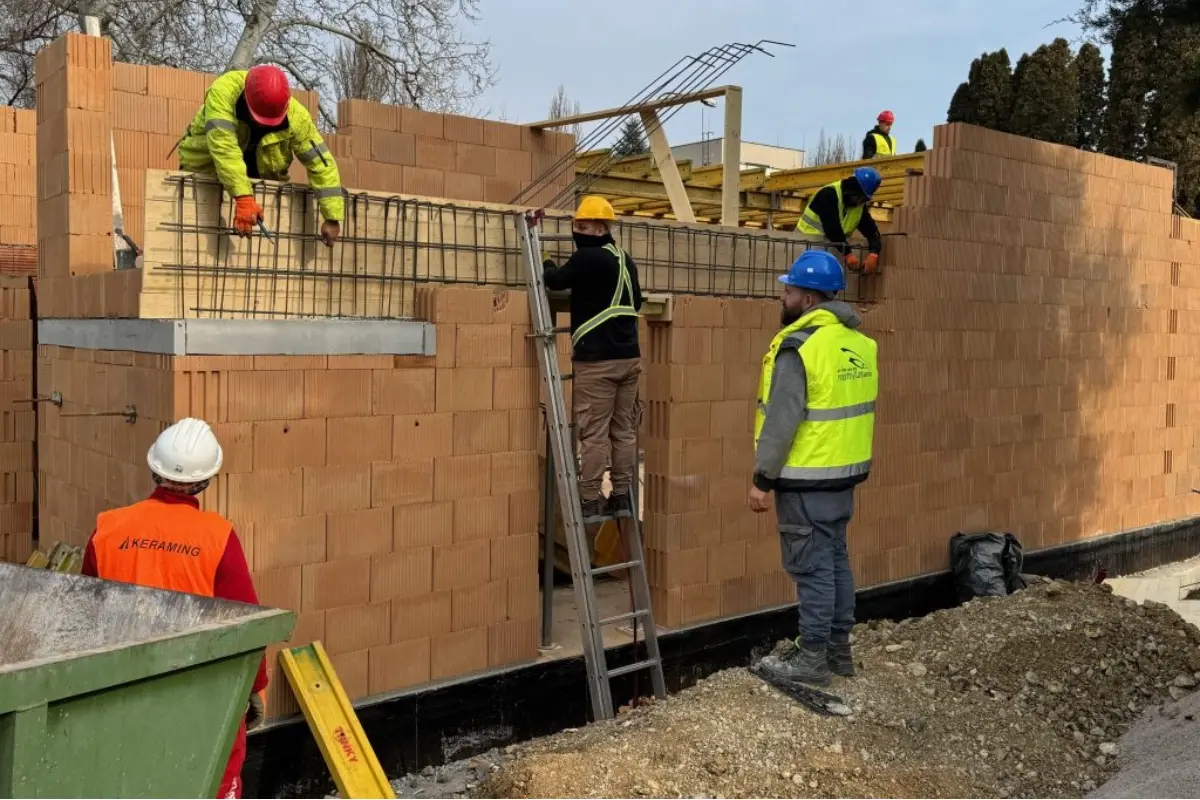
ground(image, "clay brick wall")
xmin=642 ymin=122 xmax=1200 ymax=629
xmin=0 ymin=277 xmax=35 ymax=562
xmin=326 ymin=99 xmax=573 ymax=206
xmin=641 ymin=297 xmax=793 ymax=627
xmin=0 ymin=107 xmax=37 ymax=546
xmin=0 ymin=107 xmax=37 ymax=274
xmin=36 ymin=285 xmax=541 ymax=715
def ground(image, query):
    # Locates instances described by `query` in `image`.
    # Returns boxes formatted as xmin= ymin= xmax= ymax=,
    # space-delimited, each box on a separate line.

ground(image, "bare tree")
xmin=333 ymin=23 xmax=390 ymax=102
xmin=809 ymin=129 xmax=852 ymax=166
xmin=0 ymin=0 xmax=494 ymax=127
xmin=547 ymin=84 xmax=581 ymax=139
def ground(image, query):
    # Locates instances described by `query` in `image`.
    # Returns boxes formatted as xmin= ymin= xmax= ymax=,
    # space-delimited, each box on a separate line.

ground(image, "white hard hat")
xmin=147 ymin=418 xmax=224 ymax=483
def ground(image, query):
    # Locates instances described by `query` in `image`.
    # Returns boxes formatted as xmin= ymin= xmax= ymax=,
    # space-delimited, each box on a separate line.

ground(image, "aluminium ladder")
xmin=517 ymin=211 xmax=667 ymax=721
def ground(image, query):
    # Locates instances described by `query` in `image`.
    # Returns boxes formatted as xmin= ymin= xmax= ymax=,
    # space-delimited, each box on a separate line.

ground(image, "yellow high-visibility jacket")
xmin=754 ymin=307 xmax=878 ymax=488
xmin=178 ymin=70 xmax=343 ymax=222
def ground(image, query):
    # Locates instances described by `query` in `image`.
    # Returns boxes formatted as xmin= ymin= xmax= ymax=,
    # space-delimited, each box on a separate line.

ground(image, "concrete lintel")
xmin=37 ymin=319 xmax=436 ymax=357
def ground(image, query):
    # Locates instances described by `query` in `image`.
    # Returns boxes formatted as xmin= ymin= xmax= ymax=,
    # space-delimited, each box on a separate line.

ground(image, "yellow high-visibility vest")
xmin=795 ymin=181 xmax=863 ymax=238
xmin=754 ymin=307 xmax=878 ymax=486
xmin=871 ymin=132 xmax=896 ymax=156
xmin=571 ymin=243 xmax=638 ymax=346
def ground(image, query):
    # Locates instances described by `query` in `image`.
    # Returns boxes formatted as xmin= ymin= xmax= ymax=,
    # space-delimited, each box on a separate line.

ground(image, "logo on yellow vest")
xmin=117 ymin=536 xmax=202 ymax=557
xmin=840 ymin=346 xmax=867 ymax=369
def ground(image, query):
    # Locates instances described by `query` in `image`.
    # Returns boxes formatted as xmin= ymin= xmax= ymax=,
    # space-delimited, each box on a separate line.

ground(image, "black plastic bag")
xmin=949 ymin=531 xmax=1027 ymax=603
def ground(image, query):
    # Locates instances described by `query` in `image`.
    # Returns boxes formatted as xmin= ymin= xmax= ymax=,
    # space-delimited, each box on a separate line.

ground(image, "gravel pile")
xmin=472 ymin=578 xmax=1200 ymax=798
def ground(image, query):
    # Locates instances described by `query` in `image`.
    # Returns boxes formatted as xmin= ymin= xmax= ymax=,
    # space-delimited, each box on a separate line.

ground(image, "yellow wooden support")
xmin=280 ymin=642 xmax=395 ymax=799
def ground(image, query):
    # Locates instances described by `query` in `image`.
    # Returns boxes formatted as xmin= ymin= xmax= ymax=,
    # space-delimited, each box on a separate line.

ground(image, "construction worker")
xmin=862 ymin=110 xmax=897 ymax=159
xmin=795 ymin=166 xmax=883 ymax=274
xmin=542 ymin=196 xmax=643 ymax=524
xmin=80 ymin=419 xmax=266 ymax=799
xmin=749 ymin=250 xmax=878 ymax=687
xmin=178 ymin=65 xmax=343 ymax=247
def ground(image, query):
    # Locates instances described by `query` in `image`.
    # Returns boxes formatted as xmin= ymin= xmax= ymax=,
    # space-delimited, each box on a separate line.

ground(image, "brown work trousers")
xmin=573 ymin=357 xmax=642 ymax=500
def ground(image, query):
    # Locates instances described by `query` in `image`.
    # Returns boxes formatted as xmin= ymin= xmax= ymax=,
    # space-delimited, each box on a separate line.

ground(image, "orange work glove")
xmin=863 ymin=253 xmax=880 ymax=273
xmin=233 ymin=196 xmax=263 ymax=236
xmin=320 ymin=220 xmax=340 ymax=248
xmin=246 ymin=689 xmax=266 ymax=731
xmin=844 ymin=253 xmax=860 ymax=270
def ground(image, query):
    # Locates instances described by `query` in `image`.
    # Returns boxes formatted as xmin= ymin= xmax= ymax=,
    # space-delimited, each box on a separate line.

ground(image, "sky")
xmin=473 ymin=0 xmax=1093 ymax=157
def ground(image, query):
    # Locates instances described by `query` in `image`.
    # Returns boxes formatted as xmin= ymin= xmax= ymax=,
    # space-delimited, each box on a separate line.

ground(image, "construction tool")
xmin=749 ymin=662 xmax=852 ymax=717
xmin=258 ymin=219 xmax=275 ymax=242
xmin=517 ymin=211 xmax=666 ymax=722
xmin=279 ymin=642 xmax=394 ymax=799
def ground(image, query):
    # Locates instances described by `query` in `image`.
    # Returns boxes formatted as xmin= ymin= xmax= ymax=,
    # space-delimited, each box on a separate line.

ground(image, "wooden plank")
xmin=528 ymin=85 xmax=736 ymax=130
xmin=639 ymin=110 xmax=695 ymax=224
xmin=721 ymin=87 xmax=742 ymax=227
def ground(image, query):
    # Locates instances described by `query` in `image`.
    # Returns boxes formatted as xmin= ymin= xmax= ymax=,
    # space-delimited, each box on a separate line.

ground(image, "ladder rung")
xmin=561 ymin=373 xmax=573 ymax=381
xmin=607 ymin=658 xmax=661 ymax=679
xmin=591 ymin=560 xmax=641 ymax=577
xmin=540 ymin=234 xmax=574 ymax=241
xmin=598 ymin=608 xmax=649 ymax=627
xmin=553 ymin=326 xmax=571 ymax=334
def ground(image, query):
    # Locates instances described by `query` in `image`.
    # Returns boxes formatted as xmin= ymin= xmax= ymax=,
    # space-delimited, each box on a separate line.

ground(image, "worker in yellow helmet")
xmin=542 ymin=196 xmax=643 ymax=525
xmin=177 ymin=65 xmax=342 ymax=247
xmin=862 ymin=110 xmax=896 ymax=159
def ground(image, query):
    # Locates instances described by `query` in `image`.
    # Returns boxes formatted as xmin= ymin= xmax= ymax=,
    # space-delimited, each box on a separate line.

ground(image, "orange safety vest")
xmin=92 ymin=496 xmax=234 ymax=597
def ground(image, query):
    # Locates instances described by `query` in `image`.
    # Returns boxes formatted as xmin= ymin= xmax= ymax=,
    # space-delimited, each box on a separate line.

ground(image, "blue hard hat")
xmin=778 ymin=250 xmax=846 ymax=293
xmin=852 ymin=166 xmax=882 ymax=199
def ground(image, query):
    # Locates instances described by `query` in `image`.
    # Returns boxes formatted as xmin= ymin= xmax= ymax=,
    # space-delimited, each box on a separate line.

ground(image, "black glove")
xmin=246 ymin=691 xmax=266 ymax=731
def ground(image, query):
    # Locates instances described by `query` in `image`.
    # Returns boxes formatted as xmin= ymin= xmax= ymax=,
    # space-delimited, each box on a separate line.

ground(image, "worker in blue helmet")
xmin=750 ymin=249 xmax=878 ymax=687
xmin=795 ymin=166 xmax=883 ymax=274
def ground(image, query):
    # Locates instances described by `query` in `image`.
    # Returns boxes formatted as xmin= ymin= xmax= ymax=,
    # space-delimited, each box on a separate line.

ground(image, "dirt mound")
xmin=483 ymin=579 xmax=1200 ymax=798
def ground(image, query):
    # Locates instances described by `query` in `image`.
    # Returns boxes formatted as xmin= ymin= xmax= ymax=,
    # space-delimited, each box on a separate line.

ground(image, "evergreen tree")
xmin=1075 ymin=43 xmax=1107 ymax=150
xmin=1008 ymin=38 xmax=1079 ymax=145
xmin=947 ymin=82 xmax=972 ymax=123
xmin=1142 ymin=18 xmax=1200 ymax=206
xmin=915 ymin=138 xmax=928 ymax=152
xmin=945 ymin=49 xmax=1014 ymax=131
xmin=1101 ymin=6 xmax=1156 ymax=158
xmin=971 ymin=49 xmax=1015 ymax=131
xmin=612 ymin=118 xmax=648 ymax=158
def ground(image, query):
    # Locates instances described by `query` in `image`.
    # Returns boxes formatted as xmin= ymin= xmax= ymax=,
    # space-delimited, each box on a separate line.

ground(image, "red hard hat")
xmin=244 ymin=65 xmax=290 ymax=126
xmin=878 ymin=110 xmax=895 ymax=124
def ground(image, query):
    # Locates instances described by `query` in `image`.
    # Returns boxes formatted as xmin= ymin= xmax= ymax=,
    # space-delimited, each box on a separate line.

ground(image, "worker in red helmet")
xmin=178 ymin=65 xmax=342 ymax=246
xmin=861 ymin=110 xmax=897 ymax=160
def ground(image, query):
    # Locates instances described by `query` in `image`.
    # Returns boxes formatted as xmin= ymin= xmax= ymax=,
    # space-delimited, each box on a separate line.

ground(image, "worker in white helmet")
xmin=81 ymin=418 xmax=267 ymax=800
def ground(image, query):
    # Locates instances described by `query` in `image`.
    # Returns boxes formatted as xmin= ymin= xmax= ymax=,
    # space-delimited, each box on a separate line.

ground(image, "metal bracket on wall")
xmin=59 ymin=405 xmax=138 ymax=425
xmin=14 ymin=391 xmax=64 ymax=407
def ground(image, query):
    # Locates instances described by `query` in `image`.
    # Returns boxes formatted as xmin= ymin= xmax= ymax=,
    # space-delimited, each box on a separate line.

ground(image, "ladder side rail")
xmin=517 ymin=214 xmax=615 ymax=720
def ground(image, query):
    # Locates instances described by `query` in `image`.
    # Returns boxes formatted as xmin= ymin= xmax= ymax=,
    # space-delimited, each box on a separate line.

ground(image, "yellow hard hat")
xmin=575 ymin=195 xmax=616 ymax=222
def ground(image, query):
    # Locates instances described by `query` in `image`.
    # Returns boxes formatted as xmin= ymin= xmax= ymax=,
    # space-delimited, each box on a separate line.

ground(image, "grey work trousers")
xmin=775 ymin=488 xmax=856 ymax=646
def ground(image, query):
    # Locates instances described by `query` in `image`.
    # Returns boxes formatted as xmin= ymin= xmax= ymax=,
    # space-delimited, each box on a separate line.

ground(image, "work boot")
xmin=580 ymin=498 xmax=608 ymax=525
xmin=760 ymin=639 xmax=832 ymax=686
xmin=827 ymin=636 xmax=855 ymax=678
xmin=607 ymin=493 xmax=633 ymax=519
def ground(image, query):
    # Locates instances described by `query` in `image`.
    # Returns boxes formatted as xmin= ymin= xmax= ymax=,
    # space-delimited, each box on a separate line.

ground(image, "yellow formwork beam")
xmin=762 ymin=153 xmax=925 ymax=193
xmin=574 ymin=148 xmax=920 ymax=228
